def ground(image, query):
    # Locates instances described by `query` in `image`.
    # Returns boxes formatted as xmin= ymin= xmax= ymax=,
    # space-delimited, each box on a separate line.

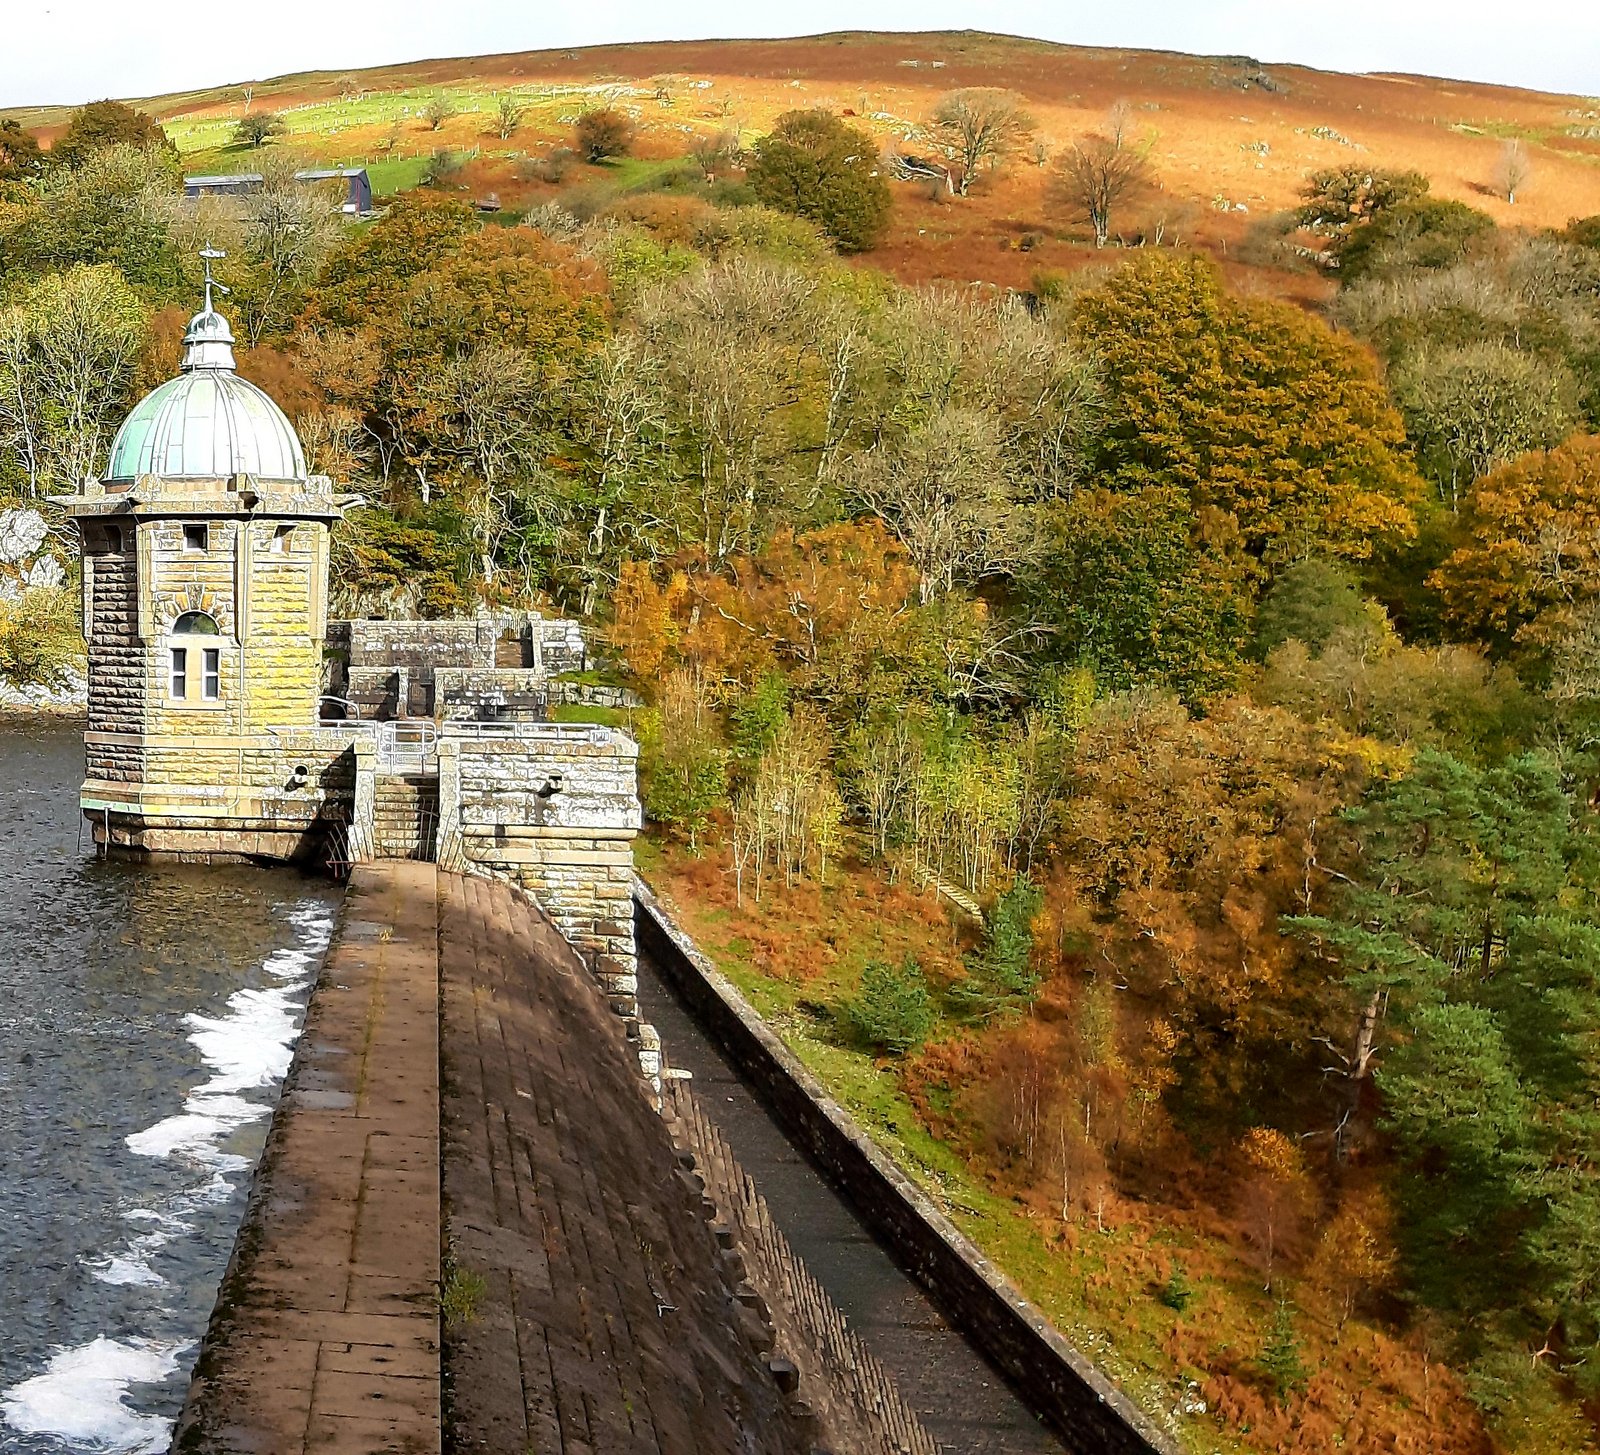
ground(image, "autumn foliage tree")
xmin=575 ymin=108 xmax=635 ymax=164
xmin=1431 ymin=433 xmax=1600 ymax=652
xmin=1070 ymin=253 xmax=1423 ymax=565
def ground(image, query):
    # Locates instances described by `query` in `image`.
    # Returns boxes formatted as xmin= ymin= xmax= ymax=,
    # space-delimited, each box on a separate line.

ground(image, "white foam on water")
xmin=1 ymin=888 xmax=339 ymax=1449
xmin=83 ymin=903 xmax=336 ymax=1300
xmin=0 ymin=1336 xmax=186 ymax=1454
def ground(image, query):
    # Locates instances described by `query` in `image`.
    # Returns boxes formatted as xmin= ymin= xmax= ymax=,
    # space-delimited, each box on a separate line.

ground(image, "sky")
xmin=3 ymin=0 xmax=1596 ymax=109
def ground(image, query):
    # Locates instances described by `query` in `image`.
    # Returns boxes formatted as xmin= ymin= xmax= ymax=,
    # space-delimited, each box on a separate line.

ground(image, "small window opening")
xmin=170 ymin=647 xmax=188 ymax=699
xmin=202 ymin=648 xmax=221 ymax=700
xmin=173 ymin=611 xmax=220 ymax=635
xmin=182 ymin=523 xmax=208 ymax=553
xmin=103 ymin=525 xmax=124 ymax=553
xmin=270 ymin=524 xmax=294 ymax=554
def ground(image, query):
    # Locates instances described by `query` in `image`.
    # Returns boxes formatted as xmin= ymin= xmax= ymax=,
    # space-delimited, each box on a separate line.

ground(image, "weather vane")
xmin=199 ymin=242 xmax=230 ymax=313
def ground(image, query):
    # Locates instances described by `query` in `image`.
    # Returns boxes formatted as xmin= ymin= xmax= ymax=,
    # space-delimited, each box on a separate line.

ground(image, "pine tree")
xmin=1257 ymin=1301 xmax=1311 ymax=1402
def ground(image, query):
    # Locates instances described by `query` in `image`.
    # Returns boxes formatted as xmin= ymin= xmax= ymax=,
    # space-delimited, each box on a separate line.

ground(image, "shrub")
xmin=839 ymin=958 xmax=935 ymax=1055
xmin=0 ymin=585 xmax=81 ymax=688
xmin=423 ymin=149 xmax=467 ymax=189
xmin=1339 ymin=197 xmax=1495 ymax=284
xmin=517 ymin=147 xmax=577 ymax=185
xmin=1158 ymin=1262 xmax=1195 ymax=1312
xmin=576 ymin=108 xmax=635 ymax=164
xmin=748 ymin=109 xmax=891 ymax=253
xmin=1564 ymin=214 xmax=1600 ymax=250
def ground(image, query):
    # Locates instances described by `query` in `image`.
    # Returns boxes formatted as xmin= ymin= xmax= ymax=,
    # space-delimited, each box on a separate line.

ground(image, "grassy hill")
xmin=8 ymin=30 xmax=1600 ymax=298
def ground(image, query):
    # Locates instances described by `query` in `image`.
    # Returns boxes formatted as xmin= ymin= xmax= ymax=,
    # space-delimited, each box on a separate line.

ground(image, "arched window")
xmin=169 ymin=612 xmax=223 ymax=703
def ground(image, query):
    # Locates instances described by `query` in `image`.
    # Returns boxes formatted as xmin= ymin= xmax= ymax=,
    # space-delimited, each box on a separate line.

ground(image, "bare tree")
xmin=633 ymin=260 xmax=829 ymax=566
xmin=1495 ymin=138 xmax=1532 ymax=205
xmin=928 ymin=88 xmax=1037 ymax=196
xmin=410 ymin=342 xmax=549 ymax=582
xmin=691 ymin=128 xmax=741 ymax=179
xmin=495 ymin=93 xmax=527 ymax=141
xmin=235 ymin=157 xmax=345 ymax=345
xmin=1051 ymin=105 xmax=1154 ymax=247
xmin=846 ymin=407 xmax=1038 ymax=603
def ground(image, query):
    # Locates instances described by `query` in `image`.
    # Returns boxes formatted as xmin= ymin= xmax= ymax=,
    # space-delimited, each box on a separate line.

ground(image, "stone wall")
xmin=434 ymin=667 xmax=550 ymax=721
xmin=83 ymin=526 xmax=141 ymax=736
xmin=85 ymin=728 xmax=359 ymax=863
xmin=634 ymin=883 xmax=1181 ymax=1455
xmin=434 ymin=725 xmax=640 ymax=1008
xmin=527 ymin=616 xmax=586 ymax=675
xmin=548 ymin=680 xmax=643 ymax=711
xmin=346 ymin=618 xmax=497 ymax=672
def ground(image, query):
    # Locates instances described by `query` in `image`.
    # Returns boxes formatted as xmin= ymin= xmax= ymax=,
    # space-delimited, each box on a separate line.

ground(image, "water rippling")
xmin=0 ymin=718 xmax=340 ymax=1453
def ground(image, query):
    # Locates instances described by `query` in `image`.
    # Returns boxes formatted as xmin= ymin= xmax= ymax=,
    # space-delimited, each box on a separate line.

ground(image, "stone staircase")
xmin=373 ymin=774 xmax=439 ymax=860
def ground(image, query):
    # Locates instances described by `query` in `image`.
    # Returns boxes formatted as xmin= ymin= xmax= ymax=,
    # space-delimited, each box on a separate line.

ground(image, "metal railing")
xmin=377 ymin=719 xmax=438 ymax=774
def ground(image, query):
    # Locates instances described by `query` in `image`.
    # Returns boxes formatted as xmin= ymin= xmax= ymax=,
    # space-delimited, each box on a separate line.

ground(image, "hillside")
xmin=8 ymin=27 xmax=1600 ymax=1455
xmin=7 ymin=30 xmax=1600 ymax=294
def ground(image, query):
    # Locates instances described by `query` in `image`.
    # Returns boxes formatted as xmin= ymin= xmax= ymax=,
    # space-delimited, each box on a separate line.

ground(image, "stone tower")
xmin=58 ymin=271 xmax=362 ymax=860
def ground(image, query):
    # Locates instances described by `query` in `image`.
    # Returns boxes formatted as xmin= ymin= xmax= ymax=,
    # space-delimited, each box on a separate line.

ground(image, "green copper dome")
xmin=104 ymin=300 xmax=307 ymax=484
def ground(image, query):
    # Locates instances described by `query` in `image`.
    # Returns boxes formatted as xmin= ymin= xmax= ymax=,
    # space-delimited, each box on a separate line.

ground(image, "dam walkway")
xmin=176 ymin=865 xmax=876 ymax=1453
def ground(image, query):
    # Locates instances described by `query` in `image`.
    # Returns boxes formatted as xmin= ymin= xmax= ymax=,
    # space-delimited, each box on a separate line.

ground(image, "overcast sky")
xmin=4 ymin=0 xmax=1596 ymax=109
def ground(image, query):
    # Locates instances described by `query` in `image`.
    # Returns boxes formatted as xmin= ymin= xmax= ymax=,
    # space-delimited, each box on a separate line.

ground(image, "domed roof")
xmin=104 ymin=294 xmax=307 ymax=484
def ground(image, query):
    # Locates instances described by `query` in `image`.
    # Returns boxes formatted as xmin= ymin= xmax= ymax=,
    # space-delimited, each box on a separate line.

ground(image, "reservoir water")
xmin=0 ymin=717 xmax=339 ymax=1453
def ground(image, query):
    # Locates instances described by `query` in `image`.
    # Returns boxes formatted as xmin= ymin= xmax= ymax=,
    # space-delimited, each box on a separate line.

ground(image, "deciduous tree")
xmin=232 ymin=111 xmax=287 ymax=149
xmin=0 ymin=119 xmax=43 ymax=182
xmin=846 ymin=406 xmax=1036 ymax=603
xmin=494 ymin=93 xmax=527 ymax=141
xmin=748 ymin=109 xmax=891 ymax=253
xmin=1050 ymin=106 xmax=1153 ymax=247
xmin=1297 ymin=166 xmax=1430 ymax=262
xmin=1070 ymin=253 xmax=1422 ymax=563
xmin=0 ymin=264 xmax=146 ymax=497
xmin=422 ymin=94 xmax=458 ymax=132
xmin=1393 ymin=341 xmax=1577 ymax=508
xmin=49 ymin=100 xmax=174 ymax=168
xmin=1495 ymin=139 xmax=1532 ymax=205
xmin=1430 ymin=433 xmax=1600 ymax=648
xmin=575 ymin=108 xmax=634 ymax=164
xmin=928 ymin=89 xmax=1036 ymax=196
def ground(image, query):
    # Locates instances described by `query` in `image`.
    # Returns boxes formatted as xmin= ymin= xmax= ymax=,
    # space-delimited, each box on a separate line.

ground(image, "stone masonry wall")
xmin=433 ymin=667 xmax=549 ymax=721
xmin=347 ymin=619 xmax=497 ymax=673
xmin=85 ymin=527 xmax=142 ymax=736
xmin=434 ymin=727 xmax=640 ymax=1007
xmin=86 ymin=730 xmax=359 ymax=862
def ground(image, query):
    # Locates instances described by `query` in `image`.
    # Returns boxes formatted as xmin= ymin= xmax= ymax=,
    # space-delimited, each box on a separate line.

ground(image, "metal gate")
xmin=377 ymin=719 xmax=438 ymax=775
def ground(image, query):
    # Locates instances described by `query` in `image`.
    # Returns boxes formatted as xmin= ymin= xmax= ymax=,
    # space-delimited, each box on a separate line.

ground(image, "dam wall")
xmin=634 ymin=879 xmax=1180 ymax=1455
